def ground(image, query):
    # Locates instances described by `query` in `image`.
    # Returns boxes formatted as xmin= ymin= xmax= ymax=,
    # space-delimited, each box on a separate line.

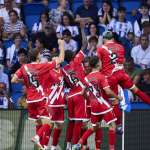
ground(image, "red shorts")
xmin=91 ymin=110 xmax=117 ymax=126
xmin=48 ymin=106 xmax=64 ymax=123
xmin=107 ymin=70 xmax=135 ymax=100
xmin=27 ymin=98 xmax=49 ymax=121
xmin=68 ymin=94 xmax=86 ymax=120
xmin=83 ymin=107 xmax=91 ymax=122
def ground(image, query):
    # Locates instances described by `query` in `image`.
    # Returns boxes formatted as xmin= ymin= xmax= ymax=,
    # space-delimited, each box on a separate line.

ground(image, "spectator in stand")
xmin=56 ymin=13 xmax=79 ymax=39
xmin=133 ymin=3 xmax=150 ymax=35
xmin=86 ymin=22 xmax=103 ymax=50
xmin=125 ymin=57 xmax=141 ymax=86
xmin=11 ymin=48 xmax=27 ymax=78
xmin=59 ymin=29 xmax=77 ymax=53
xmin=6 ymin=33 xmax=27 ymax=70
xmin=35 ymin=37 xmax=51 ymax=63
xmin=98 ymin=0 xmax=117 ymax=27
xmin=0 ymin=82 xmax=14 ymax=109
xmin=0 ymin=0 xmax=21 ymax=8
xmin=0 ymin=64 xmax=4 ymax=72
xmin=2 ymin=10 xmax=28 ymax=41
xmin=32 ymin=11 xmax=49 ymax=35
xmin=25 ymin=0 xmax=49 ymax=8
xmin=28 ymin=22 xmax=58 ymax=54
xmin=131 ymin=34 xmax=150 ymax=69
xmin=0 ymin=72 xmax=9 ymax=92
xmin=135 ymin=21 xmax=150 ymax=46
xmin=138 ymin=69 xmax=150 ymax=101
xmin=85 ymin=36 xmax=98 ymax=57
xmin=0 ymin=45 xmax=4 ymax=64
xmin=108 ymin=6 xmax=133 ymax=58
xmin=18 ymin=84 xmax=27 ymax=109
xmin=75 ymin=0 xmax=98 ymax=27
xmin=49 ymin=0 xmax=74 ymax=28
xmin=0 ymin=0 xmax=21 ymax=27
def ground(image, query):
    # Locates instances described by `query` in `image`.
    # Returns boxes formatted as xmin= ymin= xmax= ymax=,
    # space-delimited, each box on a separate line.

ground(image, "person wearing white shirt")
xmin=0 ymin=0 xmax=21 ymax=27
xmin=134 ymin=3 xmax=150 ymax=35
xmin=0 ymin=0 xmax=21 ymax=8
xmin=134 ymin=21 xmax=150 ymax=46
xmin=131 ymin=34 xmax=150 ymax=69
xmin=59 ymin=29 xmax=77 ymax=53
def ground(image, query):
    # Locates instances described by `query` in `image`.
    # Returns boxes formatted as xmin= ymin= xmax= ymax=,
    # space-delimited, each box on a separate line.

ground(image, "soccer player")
xmin=47 ymin=53 xmax=65 ymax=150
xmin=96 ymin=31 xmax=150 ymax=134
xmin=72 ymin=56 xmax=123 ymax=150
xmin=11 ymin=40 xmax=65 ymax=150
xmin=63 ymin=21 xmax=88 ymax=150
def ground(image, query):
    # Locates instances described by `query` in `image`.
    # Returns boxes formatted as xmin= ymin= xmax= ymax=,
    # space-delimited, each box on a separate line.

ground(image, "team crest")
xmin=59 ymin=76 xmax=62 ymax=80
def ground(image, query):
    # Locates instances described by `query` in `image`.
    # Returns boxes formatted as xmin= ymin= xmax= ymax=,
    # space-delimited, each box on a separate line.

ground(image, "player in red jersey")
xmin=11 ymin=40 xmax=65 ymax=150
xmin=96 ymin=31 xmax=150 ymax=134
xmin=63 ymin=22 xmax=88 ymax=149
xmin=73 ymin=56 xmax=123 ymax=150
xmin=47 ymin=53 xmax=65 ymax=150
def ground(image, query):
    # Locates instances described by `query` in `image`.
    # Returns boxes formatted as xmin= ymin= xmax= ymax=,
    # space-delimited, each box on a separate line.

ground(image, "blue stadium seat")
xmin=11 ymin=91 xmax=22 ymax=109
xmin=99 ymin=25 xmax=105 ymax=35
xmin=72 ymin=0 xmax=94 ymax=13
xmin=23 ymin=3 xmax=46 ymax=16
xmin=125 ymin=12 xmax=141 ymax=26
xmin=84 ymin=27 xmax=89 ymax=36
xmin=96 ymin=0 xmax=118 ymax=10
xmin=11 ymin=83 xmax=23 ymax=93
xmin=25 ymin=14 xmax=40 ymax=31
xmin=121 ymin=0 xmax=142 ymax=13
xmin=61 ymin=60 xmax=67 ymax=67
xmin=48 ymin=1 xmax=70 ymax=10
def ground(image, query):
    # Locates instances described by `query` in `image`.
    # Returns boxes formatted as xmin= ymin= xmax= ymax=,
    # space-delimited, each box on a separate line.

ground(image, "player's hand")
xmin=118 ymin=96 xmax=123 ymax=101
xmin=80 ymin=21 xmax=85 ymax=29
xmin=58 ymin=39 xmax=64 ymax=46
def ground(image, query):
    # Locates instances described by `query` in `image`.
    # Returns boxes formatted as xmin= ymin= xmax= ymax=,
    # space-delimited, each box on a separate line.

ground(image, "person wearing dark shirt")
xmin=75 ymin=0 xmax=98 ymax=27
xmin=138 ymin=69 xmax=150 ymax=101
xmin=11 ymin=48 xmax=27 ymax=78
xmin=28 ymin=22 xmax=58 ymax=54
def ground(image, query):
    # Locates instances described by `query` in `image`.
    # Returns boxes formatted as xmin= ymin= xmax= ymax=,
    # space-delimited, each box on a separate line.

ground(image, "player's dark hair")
xmin=140 ymin=2 xmax=150 ymax=9
xmin=103 ymin=32 xmax=113 ymax=40
xmin=125 ymin=56 xmax=134 ymax=63
xmin=36 ymin=38 xmax=46 ymax=48
xmin=65 ymin=50 xmax=74 ymax=64
xmin=83 ymin=56 xmax=91 ymax=63
xmin=112 ymin=32 xmax=120 ymax=44
xmin=13 ymin=32 xmax=22 ymax=40
xmin=62 ymin=29 xmax=71 ymax=37
xmin=117 ymin=6 xmax=126 ymax=12
xmin=18 ymin=48 xmax=27 ymax=56
xmin=50 ymin=53 xmax=59 ymax=61
xmin=140 ymin=34 xmax=149 ymax=41
xmin=142 ymin=68 xmax=150 ymax=76
xmin=88 ymin=22 xmax=99 ymax=36
xmin=89 ymin=56 xmax=100 ymax=68
xmin=29 ymin=48 xmax=40 ymax=62
xmin=88 ymin=36 xmax=98 ymax=43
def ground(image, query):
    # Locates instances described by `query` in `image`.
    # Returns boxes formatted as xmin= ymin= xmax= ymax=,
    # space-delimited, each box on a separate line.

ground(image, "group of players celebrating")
xmin=11 ymin=22 xmax=150 ymax=150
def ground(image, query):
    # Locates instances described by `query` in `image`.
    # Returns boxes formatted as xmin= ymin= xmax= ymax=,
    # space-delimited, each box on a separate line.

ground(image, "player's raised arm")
xmin=11 ymin=76 xmax=24 ymax=84
xmin=56 ymin=39 xmax=65 ymax=65
xmin=80 ymin=21 xmax=88 ymax=54
xmin=81 ymin=87 xmax=90 ymax=103
xmin=104 ymin=87 xmax=123 ymax=101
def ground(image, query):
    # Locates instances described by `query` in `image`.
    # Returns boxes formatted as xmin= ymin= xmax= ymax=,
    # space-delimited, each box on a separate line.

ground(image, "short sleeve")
xmin=135 ymin=31 xmax=141 ymax=39
xmin=101 ymin=75 xmax=110 ymax=89
xmin=74 ymin=26 xmax=79 ymax=35
xmin=0 ymin=9 xmax=3 ymax=17
xmin=134 ymin=20 xmax=140 ymax=35
xmin=3 ymin=22 xmax=8 ymax=30
xmin=47 ymin=60 xmax=57 ymax=70
xmin=56 ymin=25 xmax=61 ymax=33
xmin=19 ymin=21 xmax=26 ymax=28
xmin=0 ymin=48 xmax=3 ymax=60
xmin=6 ymin=47 xmax=11 ymax=60
xmin=15 ymin=66 xmax=23 ymax=79
xmin=17 ymin=98 xmax=22 ymax=107
xmin=98 ymin=8 xmax=102 ymax=17
xmin=73 ymin=51 xmax=84 ymax=64
xmin=128 ymin=22 xmax=133 ymax=34
xmin=113 ymin=8 xmax=117 ymax=18
xmin=135 ymin=68 xmax=141 ymax=77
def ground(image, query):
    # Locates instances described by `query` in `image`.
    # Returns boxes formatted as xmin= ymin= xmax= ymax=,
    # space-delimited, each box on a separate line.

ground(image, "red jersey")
xmin=96 ymin=42 xmax=124 ymax=77
xmin=84 ymin=71 xmax=112 ymax=114
xmin=63 ymin=51 xmax=85 ymax=97
xmin=15 ymin=61 xmax=57 ymax=103
xmin=47 ymin=68 xmax=65 ymax=107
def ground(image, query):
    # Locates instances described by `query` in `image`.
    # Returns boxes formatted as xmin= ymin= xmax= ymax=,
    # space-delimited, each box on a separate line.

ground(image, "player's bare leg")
xmin=51 ymin=122 xmax=63 ymax=150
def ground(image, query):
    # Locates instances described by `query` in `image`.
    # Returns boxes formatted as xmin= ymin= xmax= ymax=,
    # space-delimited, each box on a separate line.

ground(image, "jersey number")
xmin=110 ymin=52 xmax=118 ymax=64
xmin=88 ymin=84 xmax=101 ymax=100
xmin=67 ymin=72 xmax=79 ymax=87
xmin=26 ymin=74 xmax=40 ymax=88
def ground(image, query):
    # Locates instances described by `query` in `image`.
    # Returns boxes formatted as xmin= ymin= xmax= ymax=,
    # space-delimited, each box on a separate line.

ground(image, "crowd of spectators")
xmin=0 ymin=0 xmax=150 ymax=109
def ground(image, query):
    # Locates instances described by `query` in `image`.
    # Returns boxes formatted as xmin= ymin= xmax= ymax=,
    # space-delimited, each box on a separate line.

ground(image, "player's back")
xmin=84 ymin=72 xmax=112 ymax=114
xmin=63 ymin=51 xmax=85 ymax=97
xmin=15 ymin=61 xmax=56 ymax=103
xmin=96 ymin=42 xmax=124 ymax=76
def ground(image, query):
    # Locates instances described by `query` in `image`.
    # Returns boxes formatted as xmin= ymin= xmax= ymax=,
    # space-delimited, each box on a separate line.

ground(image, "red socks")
xmin=52 ymin=128 xmax=62 ymax=146
xmin=37 ymin=124 xmax=50 ymax=138
xmin=81 ymin=128 xmax=87 ymax=146
xmin=95 ymin=128 xmax=102 ymax=149
xmin=112 ymin=103 xmax=121 ymax=125
xmin=109 ymin=130 xmax=116 ymax=150
xmin=135 ymin=89 xmax=150 ymax=105
xmin=79 ymin=128 xmax=93 ymax=145
xmin=73 ymin=122 xmax=82 ymax=145
xmin=43 ymin=128 xmax=52 ymax=147
xmin=36 ymin=125 xmax=43 ymax=147
xmin=67 ymin=121 xmax=75 ymax=142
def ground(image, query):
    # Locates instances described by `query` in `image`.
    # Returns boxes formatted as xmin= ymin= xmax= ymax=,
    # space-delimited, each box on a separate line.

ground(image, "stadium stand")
xmin=11 ymin=83 xmax=23 ymax=93
xmin=11 ymin=91 xmax=22 ymax=109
